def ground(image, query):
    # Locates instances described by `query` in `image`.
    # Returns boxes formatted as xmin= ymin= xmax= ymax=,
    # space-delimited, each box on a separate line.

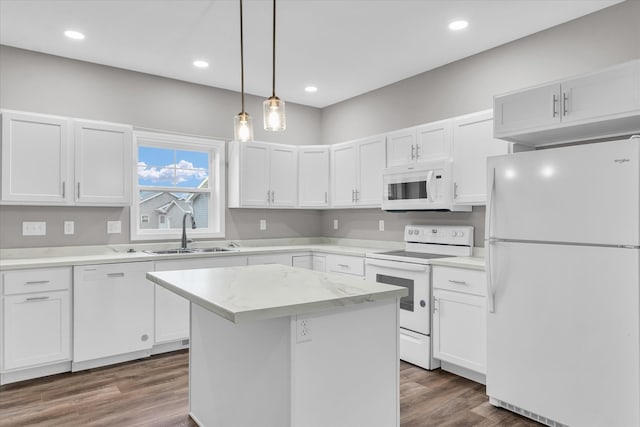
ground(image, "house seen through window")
xmin=131 ymin=132 xmax=225 ymax=240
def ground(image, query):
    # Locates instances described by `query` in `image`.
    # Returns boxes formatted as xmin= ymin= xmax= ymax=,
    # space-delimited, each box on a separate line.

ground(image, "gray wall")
xmin=318 ymin=0 xmax=640 ymax=245
xmin=1 ymin=1 xmax=639 ymax=249
xmin=0 ymin=46 xmax=323 ymax=248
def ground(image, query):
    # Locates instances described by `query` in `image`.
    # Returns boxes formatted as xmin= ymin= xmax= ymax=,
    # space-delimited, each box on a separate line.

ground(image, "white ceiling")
xmin=0 ymin=0 xmax=623 ymax=108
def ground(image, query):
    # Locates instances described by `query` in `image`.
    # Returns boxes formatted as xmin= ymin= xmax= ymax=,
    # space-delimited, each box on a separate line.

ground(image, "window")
xmin=131 ymin=131 xmax=225 ymax=240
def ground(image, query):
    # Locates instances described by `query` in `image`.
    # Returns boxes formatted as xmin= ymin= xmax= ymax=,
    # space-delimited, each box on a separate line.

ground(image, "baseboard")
xmin=1 ymin=361 xmax=71 ymax=385
xmin=151 ymin=339 xmax=189 ymax=355
xmin=71 ymin=349 xmax=151 ymax=372
xmin=440 ymin=361 xmax=486 ymax=385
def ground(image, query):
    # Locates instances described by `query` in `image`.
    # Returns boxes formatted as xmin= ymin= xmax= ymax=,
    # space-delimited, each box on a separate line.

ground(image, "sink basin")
xmin=143 ymin=247 xmax=236 ymax=255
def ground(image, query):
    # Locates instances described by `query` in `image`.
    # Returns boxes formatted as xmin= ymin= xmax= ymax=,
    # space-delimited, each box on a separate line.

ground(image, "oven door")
xmin=365 ymin=258 xmax=431 ymax=335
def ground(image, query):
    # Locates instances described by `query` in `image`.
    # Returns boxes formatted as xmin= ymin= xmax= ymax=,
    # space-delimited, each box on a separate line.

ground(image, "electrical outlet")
xmin=64 ymin=221 xmax=75 ymax=235
xmin=296 ymin=317 xmax=312 ymax=343
xmin=379 ymin=220 xmax=385 ymax=231
xmin=333 ymin=219 xmax=338 ymax=230
xmin=22 ymin=221 xmax=46 ymax=236
xmin=107 ymin=220 xmax=121 ymax=234
xmin=259 ymin=219 xmax=267 ymax=231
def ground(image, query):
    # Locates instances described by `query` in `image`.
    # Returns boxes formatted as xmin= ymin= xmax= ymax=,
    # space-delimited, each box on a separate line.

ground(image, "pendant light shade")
xmin=263 ymin=0 xmax=286 ymax=131
xmin=234 ymin=0 xmax=254 ymax=142
xmin=234 ymin=111 xmax=254 ymax=142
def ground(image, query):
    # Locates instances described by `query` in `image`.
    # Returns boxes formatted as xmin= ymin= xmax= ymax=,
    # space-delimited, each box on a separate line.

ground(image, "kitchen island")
xmin=146 ymin=264 xmax=407 ymax=427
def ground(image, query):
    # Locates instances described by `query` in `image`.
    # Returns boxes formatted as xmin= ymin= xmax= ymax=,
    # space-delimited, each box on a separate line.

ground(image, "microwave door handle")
xmin=426 ymin=170 xmax=434 ymax=202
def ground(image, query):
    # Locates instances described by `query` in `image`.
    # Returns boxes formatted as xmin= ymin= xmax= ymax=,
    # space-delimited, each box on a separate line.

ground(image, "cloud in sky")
xmin=138 ymin=160 xmax=207 ymax=184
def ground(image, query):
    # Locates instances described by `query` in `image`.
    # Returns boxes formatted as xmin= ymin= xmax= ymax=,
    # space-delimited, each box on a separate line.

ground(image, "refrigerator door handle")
xmin=486 ymin=167 xmax=496 ymax=313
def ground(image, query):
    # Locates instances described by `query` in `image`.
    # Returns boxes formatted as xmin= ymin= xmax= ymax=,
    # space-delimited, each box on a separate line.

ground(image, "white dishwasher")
xmin=73 ymin=261 xmax=154 ymax=370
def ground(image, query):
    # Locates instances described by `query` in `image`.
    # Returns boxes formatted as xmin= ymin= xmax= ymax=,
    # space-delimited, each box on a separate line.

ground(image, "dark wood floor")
xmin=0 ymin=350 xmax=540 ymax=426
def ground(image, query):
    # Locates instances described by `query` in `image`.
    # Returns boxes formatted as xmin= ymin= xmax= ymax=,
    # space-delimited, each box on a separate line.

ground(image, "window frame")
xmin=131 ymin=131 xmax=226 ymax=241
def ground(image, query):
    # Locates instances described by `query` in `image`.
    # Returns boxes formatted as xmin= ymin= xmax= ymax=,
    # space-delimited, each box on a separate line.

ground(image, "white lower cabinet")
xmin=292 ymin=255 xmax=313 ymax=270
xmin=1 ymin=268 xmax=72 ymax=377
xmin=73 ymin=262 xmax=155 ymax=370
xmin=312 ymin=255 xmax=327 ymax=272
xmin=432 ymin=266 xmax=486 ymax=379
xmin=153 ymin=256 xmax=248 ymax=347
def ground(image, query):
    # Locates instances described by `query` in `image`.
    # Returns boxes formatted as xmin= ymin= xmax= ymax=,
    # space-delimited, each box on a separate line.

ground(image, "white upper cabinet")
xmin=74 ymin=120 xmax=132 ymax=205
xmin=1 ymin=111 xmax=71 ymax=204
xmin=228 ymin=141 xmax=298 ymax=208
xmin=386 ymin=120 xmax=451 ymax=167
xmin=1 ymin=110 xmax=133 ymax=206
xmin=331 ymin=135 xmax=386 ymax=208
xmin=452 ymin=110 xmax=511 ymax=205
xmin=494 ymin=60 xmax=640 ymax=145
xmin=298 ymin=145 xmax=329 ymax=208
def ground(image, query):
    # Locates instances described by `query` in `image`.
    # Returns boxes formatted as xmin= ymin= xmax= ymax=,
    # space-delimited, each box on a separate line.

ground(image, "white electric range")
xmin=365 ymin=225 xmax=473 ymax=370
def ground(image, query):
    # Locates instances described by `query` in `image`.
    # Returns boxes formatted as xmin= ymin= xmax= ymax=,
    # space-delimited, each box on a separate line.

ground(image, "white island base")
xmin=189 ymin=299 xmax=399 ymax=427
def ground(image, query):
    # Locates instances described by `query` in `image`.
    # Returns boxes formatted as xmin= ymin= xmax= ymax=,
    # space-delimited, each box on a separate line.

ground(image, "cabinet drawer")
xmin=326 ymin=254 xmax=364 ymax=277
xmin=433 ymin=266 xmax=486 ymax=296
xmin=3 ymin=268 xmax=71 ymax=295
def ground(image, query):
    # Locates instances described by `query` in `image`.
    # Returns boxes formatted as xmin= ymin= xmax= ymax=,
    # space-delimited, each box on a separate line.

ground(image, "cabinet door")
xmin=330 ymin=142 xmax=357 ymax=207
xmin=154 ymin=256 xmax=247 ymax=343
xmin=292 ymin=255 xmax=313 ymax=270
xmin=561 ymin=61 xmax=640 ymax=124
xmin=298 ymin=146 xmax=329 ymax=207
xmin=74 ymin=120 xmax=132 ymax=205
xmin=386 ymin=128 xmax=416 ymax=167
xmin=356 ymin=136 xmax=386 ymax=206
xmin=433 ymin=289 xmax=486 ymax=374
xmin=73 ymin=262 xmax=154 ymax=363
xmin=312 ymin=255 xmax=326 ymax=272
xmin=240 ymin=141 xmax=270 ymax=206
xmin=269 ymin=144 xmax=297 ymax=207
xmin=452 ymin=110 xmax=510 ymax=205
xmin=415 ymin=119 xmax=452 ymax=162
xmin=494 ymin=84 xmax=561 ymax=136
xmin=1 ymin=111 xmax=71 ymax=204
xmin=3 ymin=291 xmax=71 ymax=370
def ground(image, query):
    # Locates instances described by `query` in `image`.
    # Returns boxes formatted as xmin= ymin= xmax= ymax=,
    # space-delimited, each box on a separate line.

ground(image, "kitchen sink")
xmin=143 ymin=247 xmax=237 ymax=255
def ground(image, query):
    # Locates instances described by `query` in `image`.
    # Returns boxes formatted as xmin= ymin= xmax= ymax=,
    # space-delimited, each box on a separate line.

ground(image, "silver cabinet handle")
xmin=355 ymin=189 xmax=360 ymax=202
xmin=26 ymin=296 xmax=50 ymax=302
xmin=338 ymin=263 xmax=349 ymax=268
xmin=324 ymin=191 xmax=328 ymax=203
xmin=352 ymin=189 xmax=355 ymax=202
xmin=410 ymin=144 xmax=415 ymax=160
xmin=62 ymin=181 xmax=66 ymax=198
xmin=552 ymin=94 xmax=558 ymax=117
xmin=448 ymin=280 xmax=468 ymax=285
xmin=453 ymin=182 xmax=458 ymax=200
xmin=562 ymin=92 xmax=569 ymax=116
xmin=267 ymin=190 xmax=271 ymax=203
xmin=77 ymin=182 xmax=81 ymax=198
xmin=271 ymin=190 xmax=275 ymax=203
xmin=25 ymin=280 xmax=50 ymax=285
xmin=107 ymin=272 xmax=125 ymax=278
xmin=415 ymin=144 xmax=421 ymax=159
xmin=433 ymin=296 xmax=439 ymax=313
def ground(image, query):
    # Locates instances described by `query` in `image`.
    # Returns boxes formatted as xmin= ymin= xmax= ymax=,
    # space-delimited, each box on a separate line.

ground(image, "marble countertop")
xmin=147 ymin=264 xmax=408 ymax=323
xmin=429 ymin=256 xmax=485 ymax=271
xmin=0 ymin=238 xmax=404 ymax=270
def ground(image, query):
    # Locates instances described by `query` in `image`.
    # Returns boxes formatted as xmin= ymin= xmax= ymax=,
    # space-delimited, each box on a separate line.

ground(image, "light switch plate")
xmin=259 ymin=219 xmax=267 ymax=231
xmin=107 ymin=220 xmax=122 ymax=234
xmin=333 ymin=219 xmax=338 ymax=230
xmin=22 ymin=221 xmax=46 ymax=236
xmin=379 ymin=220 xmax=385 ymax=231
xmin=64 ymin=221 xmax=75 ymax=235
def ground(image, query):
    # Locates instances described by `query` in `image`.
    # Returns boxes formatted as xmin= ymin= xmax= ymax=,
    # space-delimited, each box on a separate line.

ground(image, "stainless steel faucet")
xmin=181 ymin=212 xmax=196 ymax=249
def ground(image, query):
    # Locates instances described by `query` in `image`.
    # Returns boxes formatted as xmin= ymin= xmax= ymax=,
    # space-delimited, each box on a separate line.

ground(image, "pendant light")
xmin=263 ymin=0 xmax=286 ymax=131
xmin=234 ymin=0 xmax=254 ymax=142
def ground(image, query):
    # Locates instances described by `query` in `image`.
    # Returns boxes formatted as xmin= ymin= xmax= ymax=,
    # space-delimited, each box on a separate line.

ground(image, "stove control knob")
xmin=420 ymin=300 xmax=426 ymax=308
xmin=459 ymin=231 xmax=465 ymax=237
xmin=451 ymin=231 xmax=458 ymax=237
xmin=408 ymin=229 xmax=414 ymax=235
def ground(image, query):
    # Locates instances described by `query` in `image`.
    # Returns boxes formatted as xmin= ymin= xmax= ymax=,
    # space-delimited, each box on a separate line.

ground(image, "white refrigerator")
xmin=485 ymin=137 xmax=639 ymax=427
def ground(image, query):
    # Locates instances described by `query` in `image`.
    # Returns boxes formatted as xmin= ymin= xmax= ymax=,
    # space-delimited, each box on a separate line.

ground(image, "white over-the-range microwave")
xmin=381 ymin=160 xmax=472 ymax=212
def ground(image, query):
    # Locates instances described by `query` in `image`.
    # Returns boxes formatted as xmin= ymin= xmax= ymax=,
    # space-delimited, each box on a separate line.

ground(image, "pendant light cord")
xmin=272 ymin=0 xmax=276 ymax=97
xmin=240 ymin=0 xmax=246 ymax=113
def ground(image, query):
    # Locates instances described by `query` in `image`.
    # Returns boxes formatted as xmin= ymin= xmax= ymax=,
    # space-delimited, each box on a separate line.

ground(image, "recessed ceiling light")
xmin=193 ymin=60 xmax=209 ymax=68
xmin=305 ymin=86 xmax=318 ymax=93
xmin=64 ymin=30 xmax=85 ymax=40
xmin=448 ymin=20 xmax=469 ymax=31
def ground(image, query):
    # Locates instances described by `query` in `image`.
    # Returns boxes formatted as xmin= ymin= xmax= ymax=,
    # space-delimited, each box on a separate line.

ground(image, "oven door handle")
xmin=365 ymin=259 xmax=427 ymax=272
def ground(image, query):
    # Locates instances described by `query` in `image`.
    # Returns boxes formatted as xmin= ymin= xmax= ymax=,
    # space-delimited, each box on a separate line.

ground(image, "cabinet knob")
xmin=141 ymin=334 xmax=149 ymax=342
